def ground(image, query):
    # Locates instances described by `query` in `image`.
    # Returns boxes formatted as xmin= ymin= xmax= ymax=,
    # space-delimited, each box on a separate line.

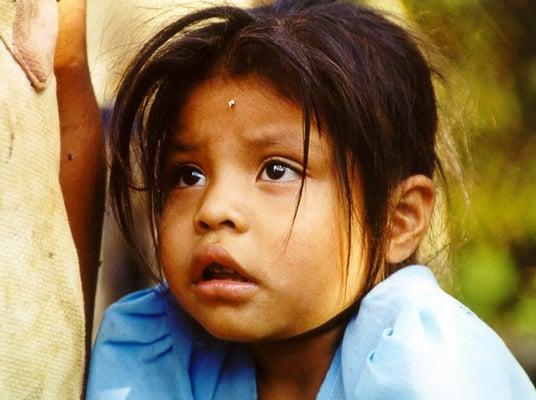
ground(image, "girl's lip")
xmin=192 ymin=280 xmax=258 ymax=303
xmin=191 ymin=245 xmax=254 ymax=284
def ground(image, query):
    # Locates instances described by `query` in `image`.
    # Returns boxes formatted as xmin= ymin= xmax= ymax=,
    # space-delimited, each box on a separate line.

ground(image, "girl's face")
xmin=159 ymin=74 xmax=366 ymax=342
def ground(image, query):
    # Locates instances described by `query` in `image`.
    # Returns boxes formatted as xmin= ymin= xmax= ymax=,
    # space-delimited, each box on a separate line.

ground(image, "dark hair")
xmin=109 ymin=0 xmax=442 ymax=293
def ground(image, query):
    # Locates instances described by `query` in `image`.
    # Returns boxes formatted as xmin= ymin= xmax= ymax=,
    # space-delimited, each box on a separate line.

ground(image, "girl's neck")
xmin=248 ymin=323 xmax=345 ymax=400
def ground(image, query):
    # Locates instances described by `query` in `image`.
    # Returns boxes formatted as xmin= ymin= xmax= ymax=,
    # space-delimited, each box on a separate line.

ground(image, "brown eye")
xmin=259 ymin=160 xmax=301 ymax=182
xmin=171 ymin=164 xmax=206 ymax=187
xmin=266 ymin=163 xmax=287 ymax=179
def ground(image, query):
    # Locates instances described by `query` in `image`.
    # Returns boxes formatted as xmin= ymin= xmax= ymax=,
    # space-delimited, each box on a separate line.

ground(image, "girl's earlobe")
xmin=386 ymin=175 xmax=435 ymax=264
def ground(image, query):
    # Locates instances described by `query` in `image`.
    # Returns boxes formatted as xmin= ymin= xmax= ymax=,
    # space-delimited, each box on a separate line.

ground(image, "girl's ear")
xmin=386 ymin=175 xmax=435 ymax=264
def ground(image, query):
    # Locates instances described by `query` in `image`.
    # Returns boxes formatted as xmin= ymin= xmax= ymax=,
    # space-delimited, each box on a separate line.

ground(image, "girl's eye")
xmin=171 ymin=164 xmax=206 ymax=187
xmin=259 ymin=160 xmax=301 ymax=182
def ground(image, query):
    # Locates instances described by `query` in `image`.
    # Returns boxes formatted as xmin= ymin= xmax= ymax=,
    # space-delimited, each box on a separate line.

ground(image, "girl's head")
xmin=110 ymin=0 xmax=440 ymax=340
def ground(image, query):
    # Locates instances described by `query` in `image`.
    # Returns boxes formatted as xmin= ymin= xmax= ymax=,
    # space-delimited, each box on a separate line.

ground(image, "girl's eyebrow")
xmin=169 ymin=139 xmax=200 ymax=153
xmin=170 ymin=128 xmax=306 ymax=153
xmin=249 ymin=134 xmax=300 ymax=149
xmin=244 ymin=128 xmax=305 ymax=150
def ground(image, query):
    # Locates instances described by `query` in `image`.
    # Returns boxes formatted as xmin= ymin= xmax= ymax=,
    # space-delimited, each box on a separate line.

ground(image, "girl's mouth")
xmin=191 ymin=245 xmax=257 ymax=302
xmin=191 ymin=245 xmax=254 ymax=283
xmin=201 ymin=263 xmax=250 ymax=282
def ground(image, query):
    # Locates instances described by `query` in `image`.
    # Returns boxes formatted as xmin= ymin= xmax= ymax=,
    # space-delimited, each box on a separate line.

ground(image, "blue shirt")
xmin=87 ymin=266 xmax=536 ymax=399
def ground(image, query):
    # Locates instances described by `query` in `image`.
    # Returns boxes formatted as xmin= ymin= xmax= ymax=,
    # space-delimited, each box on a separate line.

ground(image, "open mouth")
xmin=201 ymin=263 xmax=250 ymax=282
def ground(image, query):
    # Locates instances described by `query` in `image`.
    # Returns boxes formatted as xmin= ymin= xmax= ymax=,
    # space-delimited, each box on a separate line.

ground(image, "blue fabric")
xmin=87 ymin=266 xmax=536 ymax=399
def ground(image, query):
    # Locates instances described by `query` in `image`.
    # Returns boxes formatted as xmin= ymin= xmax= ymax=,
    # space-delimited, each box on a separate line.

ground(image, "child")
xmin=87 ymin=1 xmax=536 ymax=399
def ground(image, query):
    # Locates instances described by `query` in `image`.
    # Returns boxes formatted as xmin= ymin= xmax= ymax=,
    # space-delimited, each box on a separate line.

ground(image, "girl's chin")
xmin=201 ymin=323 xmax=270 ymax=342
xmin=201 ymin=321 xmax=320 ymax=344
xmin=199 ymin=320 xmax=291 ymax=343
xmin=204 ymin=328 xmax=267 ymax=343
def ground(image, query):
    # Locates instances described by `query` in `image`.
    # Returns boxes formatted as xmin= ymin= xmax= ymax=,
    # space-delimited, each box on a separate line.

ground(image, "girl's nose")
xmin=193 ymin=183 xmax=249 ymax=234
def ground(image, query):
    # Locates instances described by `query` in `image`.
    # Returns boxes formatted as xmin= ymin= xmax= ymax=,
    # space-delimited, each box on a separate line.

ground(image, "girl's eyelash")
xmin=264 ymin=158 xmax=302 ymax=171
xmin=165 ymin=159 xmax=304 ymax=186
xmin=258 ymin=158 xmax=304 ymax=181
xmin=168 ymin=162 xmax=206 ymax=188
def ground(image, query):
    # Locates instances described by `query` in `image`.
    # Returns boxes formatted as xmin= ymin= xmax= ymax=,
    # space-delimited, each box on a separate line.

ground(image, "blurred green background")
xmin=395 ymin=0 xmax=536 ymax=380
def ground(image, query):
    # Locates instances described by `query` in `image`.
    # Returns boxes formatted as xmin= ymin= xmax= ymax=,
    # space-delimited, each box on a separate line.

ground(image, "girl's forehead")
xmin=176 ymin=75 xmax=303 ymax=141
xmin=181 ymin=74 xmax=299 ymax=121
xmin=171 ymin=74 xmax=334 ymax=165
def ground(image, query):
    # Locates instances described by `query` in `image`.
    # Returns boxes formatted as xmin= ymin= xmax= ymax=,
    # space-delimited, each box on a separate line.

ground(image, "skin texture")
xmin=54 ymin=0 xmax=104 ymax=368
xmin=159 ymin=74 xmax=435 ymax=399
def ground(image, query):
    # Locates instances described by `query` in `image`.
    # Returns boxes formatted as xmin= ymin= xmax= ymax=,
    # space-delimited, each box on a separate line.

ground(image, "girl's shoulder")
xmin=86 ymin=286 xmax=182 ymax=399
xmin=90 ymin=285 xmax=192 ymax=360
xmin=339 ymin=265 xmax=536 ymax=399
xmin=86 ymin=285 xmax=243 ymax=400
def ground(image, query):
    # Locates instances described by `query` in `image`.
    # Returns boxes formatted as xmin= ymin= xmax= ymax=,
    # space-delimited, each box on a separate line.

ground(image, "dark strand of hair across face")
xmin=109 ymin=0 xmax=443 ymax=293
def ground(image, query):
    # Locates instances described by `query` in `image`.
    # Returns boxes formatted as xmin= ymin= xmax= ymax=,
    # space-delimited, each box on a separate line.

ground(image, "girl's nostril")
xmin=223 ymin=219 xmax=236 ymax=228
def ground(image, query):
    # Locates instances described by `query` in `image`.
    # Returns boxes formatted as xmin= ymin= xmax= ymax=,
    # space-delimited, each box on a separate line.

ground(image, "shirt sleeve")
xmin=86 ymin=287 xmax=196 ymax=400
xmin=351 ymin=290 xmax=536 ymax=400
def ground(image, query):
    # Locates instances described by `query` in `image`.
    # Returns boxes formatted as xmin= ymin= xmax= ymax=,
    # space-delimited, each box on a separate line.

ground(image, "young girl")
xmin=87 ymin=1 xmax=535 ymax=398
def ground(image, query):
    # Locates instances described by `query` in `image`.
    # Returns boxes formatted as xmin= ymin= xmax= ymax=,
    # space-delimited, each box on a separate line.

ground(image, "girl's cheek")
xmin=162 ymin=193 xmax=199 ymax=226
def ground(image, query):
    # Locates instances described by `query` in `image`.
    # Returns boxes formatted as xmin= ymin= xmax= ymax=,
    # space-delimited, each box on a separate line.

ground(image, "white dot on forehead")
xmin=228 ymin=99 xmax=236 ymax=108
